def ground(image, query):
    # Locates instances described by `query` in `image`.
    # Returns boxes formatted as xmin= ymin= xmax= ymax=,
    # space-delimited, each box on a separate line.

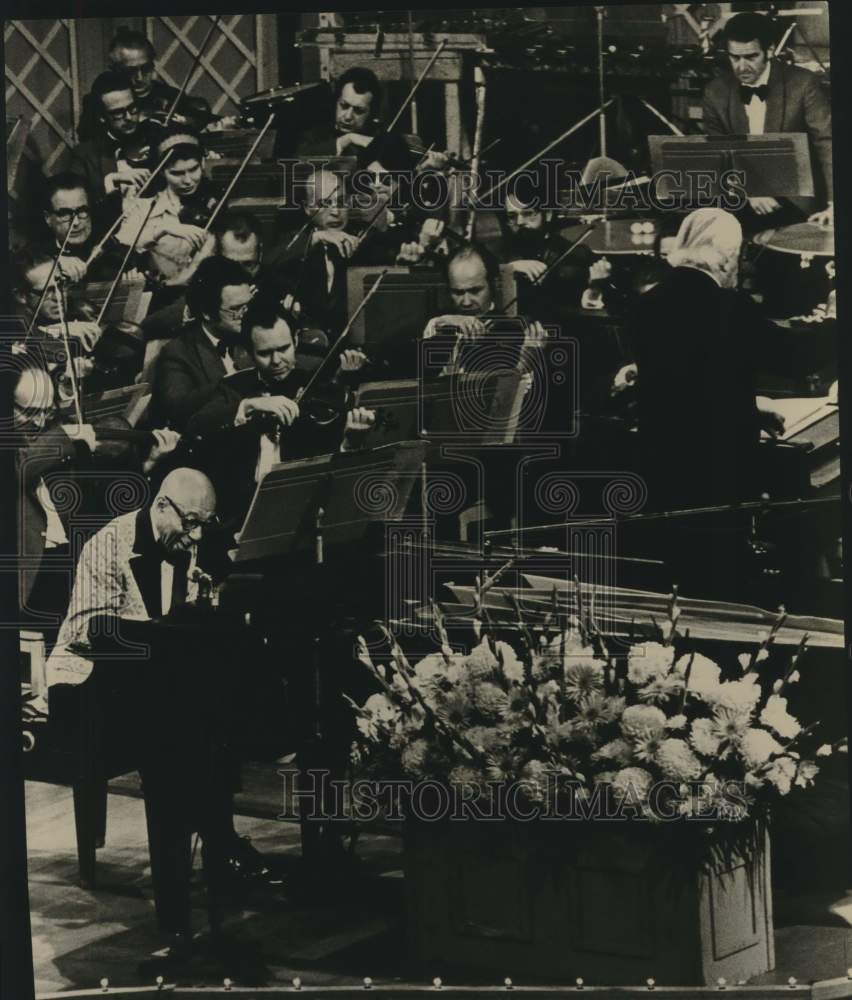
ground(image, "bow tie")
xmin=741 ymin=84 xmax=769 ymax=103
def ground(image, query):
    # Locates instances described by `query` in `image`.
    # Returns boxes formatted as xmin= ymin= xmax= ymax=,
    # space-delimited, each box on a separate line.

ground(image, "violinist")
xmin=351 ymin=133 xmax=449 ymax=268
xmin=266 ymin=167 xmax=353 ymax=336
xmin=76 ymin=28 xmax=215 ymax=142
xmin=34 ymin=173 xmax=127 ymax=284
xmin=148 ymin=256 xmax=254 ymax=431
xmin=186 ymin=295 xmax=373 ymax=527
xmin=498 ymin=188 xmax=596 ymax=309
xmin=13 ymin=363 xmax=180 ymax=646
xmin=69 ymin=71 xmax=149 ymax=204
xmin=295 ymin=67 xmax=382 ymax=158
xmin=115 ymin=126 xmax=218 ymax=286
xmin=12 ymin=248 xmax=102 ymax=373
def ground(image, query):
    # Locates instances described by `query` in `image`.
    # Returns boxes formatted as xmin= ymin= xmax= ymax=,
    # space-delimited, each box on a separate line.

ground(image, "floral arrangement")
xmin=350 ymin=591 xmax=845 ymax=863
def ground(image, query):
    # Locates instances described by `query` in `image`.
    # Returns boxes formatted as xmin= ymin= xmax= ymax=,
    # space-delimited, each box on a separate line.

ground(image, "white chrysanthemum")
xmin=471 ymin=681 xmax=511 ymax=719
xmin=740 ymin=728 xmax=783 ymax=769
xmin=666 ymin=713 xmax=688 ymax=731
xmin=563 ymin=660 xmax=605 ymax=702
xmin=520 ymin=759 xmax=553 ymax=804
xmin=637 ymin=674 xmax=684 ymax=705
xmin=709 ymin=677 xmax=761 ymax=712
xmin=499 ymin=644 xmax=526 ymax=685
xmin=593 ymin=738 xmax=633 ymax=766
xmin=738 ymin=648 xmax=769 ymax=672
xmin=620 ymin=704 xmax=667 ymax=741
xmin=690 ymin=717 xmax=721 ymax=756
xmin=764 ymin=755 xmax=797 ymax=795
xmin=656 ymin=738 xmax=702 ymax=781
xmin=356 ymin=693 xmax=401 ymax=739
xmin=435 ymin=690 xmax=473 ymax=727
xmin=464 ymin=638 xmax=500 ymax=681
xmin=611 ymin=766 xmax=654 ymax=801
xmin=712 ymin=705 xmax=752 ymax=744
xmin=794 ymin=761 xmax=819 ymax=789
xmin=633 ymin=730 xmax=666 ymax=765
xmin=400 ymin=738 xmax=430 ymax=776
xmin=627 ymin=642 xmax=674 ymax=685
xmin=448 ymin=764 xmax=484 ymax=789
xmin=760 ymin=695 xmax=802 ymax=740
xmin=678 ymin=653 xmax=722 ymax=698
xmin=816 ymin=744 xmax=833 ymax=758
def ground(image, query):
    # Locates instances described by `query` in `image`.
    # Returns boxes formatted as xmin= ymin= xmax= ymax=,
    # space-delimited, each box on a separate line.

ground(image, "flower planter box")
xmin=404 ymin=820 xmax=774 ymax=986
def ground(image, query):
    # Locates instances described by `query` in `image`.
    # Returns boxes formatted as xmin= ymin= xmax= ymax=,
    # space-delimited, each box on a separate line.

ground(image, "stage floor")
xmin=25 ymin=774 xmax=852 ymax=994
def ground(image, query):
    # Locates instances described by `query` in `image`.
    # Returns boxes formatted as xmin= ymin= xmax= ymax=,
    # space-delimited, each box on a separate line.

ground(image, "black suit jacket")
xmin=186 ymin=367 xmax=343 ymax=526
xmin=702 ymin=61 xmax=833 ymax=205
xmin=265 ymin=227 xmax=349 ymax=336
xmin=633 ymin=267 xmax=762 ymax=510
xmin=68 ymin=135 xmax=120 ymax=202
xmin=149 ymin=321 xmax=251 ymax=431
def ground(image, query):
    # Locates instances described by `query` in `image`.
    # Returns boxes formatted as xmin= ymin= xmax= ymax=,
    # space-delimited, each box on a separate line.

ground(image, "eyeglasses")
xmin=104 ymin=102 xmax=139 ymax=122
xmin=49 ymin=207 xmax=91 ymax=222
xmin=14 ymin=402 xmax=56 ymax=423
xmin=163 ymin=496 xmax=219 ymax=533
xmin=127 ymin=61 xmax=155 ymax=76
xmin=220 ymin=302 xmax=251 ymax=320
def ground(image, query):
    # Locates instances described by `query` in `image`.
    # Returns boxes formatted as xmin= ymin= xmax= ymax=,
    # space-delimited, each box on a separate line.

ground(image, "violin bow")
xmin=53 ymin=274 xmax=84 ymax=428
xmin=474 ymin=99 xmax=615 ymax=209
xmin=296 ymin=269 xmax=389 ymax=403
xmin=24 ymin=212 xmax=82 ymax=341
xmin=94 ymin=199 xmax=156 ymax=326
xmin=465 ymin=64 xmax=487 ymax=241
xmin=202 ymin=114 xmax=276 ymax=234
xmin=385 ymin=39 xmax=448 ymax=133
xmin=85 ymin=147 xmax=175 ymax=268
xmin=164 ymin=14 xmax=222 ymax=127
xmin=500 ymin=225 xmax=595 ymax=314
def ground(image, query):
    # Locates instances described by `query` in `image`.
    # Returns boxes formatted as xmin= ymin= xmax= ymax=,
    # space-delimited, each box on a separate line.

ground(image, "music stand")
xmin=648 ymin=133 xmax=814 ymax=200
xmin=68 ymin=279 xmax=147 ymax=325
xmin=82 ymin=383 xmax=150 ymax=423
xmin=235 ymin=440 xmax=427 ymax=564
xmin=346 ymin=265 xmax=520 ymax=351
xmin=355 ymin=371 xmax=526 ymax=447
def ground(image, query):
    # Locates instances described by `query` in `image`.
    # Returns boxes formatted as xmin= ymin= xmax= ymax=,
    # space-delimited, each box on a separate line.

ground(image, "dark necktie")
xmin=214 ymin=338 xmax=231 ymax=359
xmin=741 ymin=84 xmax=769 ymax=104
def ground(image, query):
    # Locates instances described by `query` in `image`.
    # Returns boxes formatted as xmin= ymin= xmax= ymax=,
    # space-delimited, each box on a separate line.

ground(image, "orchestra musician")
xmin=33 ymin=173 xmax=128 ymax=284
xmin=70 ymin=70 xmax=150 ymax=205
xmin=702 ymin=11 xmax=833 ymax=228
xmin=13 ymin=364 xmax=180 ymax=646
xmin=115 ymin=126 xmax=219 ymax=286
xmin=295 ymin=66 xmax=383 ymax=157
xmin=185 ymin=294 xmax=373 ymax=527
xmin=12 ymin=249 xmax=102 ymax=371
xmin=265 ymin=167 xmax=354 ymax=336
xmin=76 ymin=28 xmax=215 ymax=142
xmin=148 ymin=256 xmax=254 ymax=431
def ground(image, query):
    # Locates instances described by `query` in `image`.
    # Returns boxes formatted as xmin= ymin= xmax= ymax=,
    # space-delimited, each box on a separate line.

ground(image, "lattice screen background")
xmin=145 ymin=15 xmax=270 ymax=118
xmin=5 ymin=18 xmax=79 ymax=172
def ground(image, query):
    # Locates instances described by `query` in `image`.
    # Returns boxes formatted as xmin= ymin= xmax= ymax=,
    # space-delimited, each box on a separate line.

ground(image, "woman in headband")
xmin=115 ymin=125 xmax=220 ymax=287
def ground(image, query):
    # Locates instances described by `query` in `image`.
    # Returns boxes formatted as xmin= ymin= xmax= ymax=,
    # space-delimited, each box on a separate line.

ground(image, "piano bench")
xmin=21 ymin=639 xmax=137 ymax=890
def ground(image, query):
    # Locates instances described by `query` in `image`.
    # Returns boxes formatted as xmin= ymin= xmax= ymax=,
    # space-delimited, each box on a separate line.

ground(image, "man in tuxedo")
xmin=186 ymin=294 xmax=371 ymax=527
xmin=45 ymin=467 xmax=286 ymax=957
xmin=149 ymin=256 xmax=255 ymax=430
xmin=69 ymin=70 xmax=149 ymax=203
xmin=265 ymin=168 xmax=354 ymax=336
xmin=701 ymin=11 xmax=833 ymax=227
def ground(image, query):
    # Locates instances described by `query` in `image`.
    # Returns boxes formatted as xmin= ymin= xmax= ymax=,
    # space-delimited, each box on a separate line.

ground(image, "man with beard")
xmin=70 ymin=71 xmax=150 ymax=203
xmin=148 ymin=256 xmax=254 ymax=430
xmin=295 ymin=67 xmax=382 ymax=157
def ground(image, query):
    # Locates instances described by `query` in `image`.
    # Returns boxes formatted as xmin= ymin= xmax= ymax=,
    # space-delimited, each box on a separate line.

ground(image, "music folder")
xmin=648 ymin=133 xmax=814 ymax=199
xmin=234 ymin=440 xmax=427 ymax=563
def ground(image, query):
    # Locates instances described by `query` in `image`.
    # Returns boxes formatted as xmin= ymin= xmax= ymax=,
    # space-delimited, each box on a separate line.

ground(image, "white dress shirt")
xmin=36 ymin=478 xmax=68 ymax=549
xmin=203 ymin=324 xmax=237 ymax=375
xmin=743 ymin=65 xmax=771 ymax=136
